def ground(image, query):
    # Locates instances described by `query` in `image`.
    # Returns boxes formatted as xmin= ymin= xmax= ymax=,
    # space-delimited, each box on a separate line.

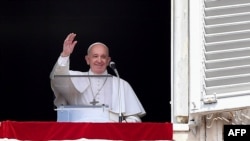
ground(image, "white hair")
xmin=87 ymin=42 xmax=109 ymax=55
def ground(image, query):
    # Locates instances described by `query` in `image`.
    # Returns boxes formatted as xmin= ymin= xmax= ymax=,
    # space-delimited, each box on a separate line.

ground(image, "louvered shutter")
xmin=190 ymin=0 xmax=250 ymax=115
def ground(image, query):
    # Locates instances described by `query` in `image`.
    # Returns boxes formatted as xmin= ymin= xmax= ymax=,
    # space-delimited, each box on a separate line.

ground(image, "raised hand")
xmin=61 ymin=33 xmax=78 ymax=57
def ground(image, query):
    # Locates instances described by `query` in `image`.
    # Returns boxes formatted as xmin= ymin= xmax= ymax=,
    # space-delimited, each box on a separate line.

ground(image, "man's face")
xmin=85 ymin=44 xmax=111 ymax=74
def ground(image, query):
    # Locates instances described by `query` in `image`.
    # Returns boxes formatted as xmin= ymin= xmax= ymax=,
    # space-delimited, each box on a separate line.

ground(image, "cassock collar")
xmin=88 ymin=69 xmax=108 ymax=75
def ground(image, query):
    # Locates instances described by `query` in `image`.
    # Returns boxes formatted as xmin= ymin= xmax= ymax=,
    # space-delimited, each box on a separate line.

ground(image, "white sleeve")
xmin=58 ymin=56 xmax=69 ymax=66
xmin=124 ymin=115 xmax=142 ymax=122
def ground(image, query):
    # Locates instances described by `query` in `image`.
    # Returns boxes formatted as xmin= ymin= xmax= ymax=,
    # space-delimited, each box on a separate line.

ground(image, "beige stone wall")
xmin=173 ymin=108 xmax=250 ymax=141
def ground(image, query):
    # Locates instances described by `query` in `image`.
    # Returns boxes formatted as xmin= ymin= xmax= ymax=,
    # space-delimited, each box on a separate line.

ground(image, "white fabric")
xmin=50 ymin=56 xmax=146 ymax=122
xmin=56 ymin=105 xmax=110 ymax=122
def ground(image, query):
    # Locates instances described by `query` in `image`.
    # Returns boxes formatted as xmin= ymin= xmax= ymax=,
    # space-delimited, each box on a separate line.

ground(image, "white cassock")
xmin=50 ymin=56 xmax=146 ymax=122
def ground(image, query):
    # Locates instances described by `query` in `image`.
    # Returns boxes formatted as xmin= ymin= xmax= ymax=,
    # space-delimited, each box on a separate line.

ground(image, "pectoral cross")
xmin=90 ymin=99 xmax=99 ymax=106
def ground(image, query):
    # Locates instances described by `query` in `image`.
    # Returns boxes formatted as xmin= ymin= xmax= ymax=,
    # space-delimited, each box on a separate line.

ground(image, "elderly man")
xmin=50 ymin=33 xmax=146 ymax=122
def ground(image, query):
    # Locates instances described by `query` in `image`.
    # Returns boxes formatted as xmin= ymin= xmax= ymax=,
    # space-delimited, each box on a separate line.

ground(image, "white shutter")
xmin=190 ymin=0 xmax=250 ymax=115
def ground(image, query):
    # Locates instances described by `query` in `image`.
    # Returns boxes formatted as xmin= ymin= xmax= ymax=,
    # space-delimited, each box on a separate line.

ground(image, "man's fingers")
xmin=64 ymin=33 xmax=77 ymax=47
xmin=64 ymin=33 xmax=76 ymax=42
xmin=72 ymin=41 xmax=78 ymax=46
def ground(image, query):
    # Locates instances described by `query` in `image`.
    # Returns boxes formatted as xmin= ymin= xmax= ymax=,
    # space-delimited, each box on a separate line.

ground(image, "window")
xmin=190 ymin=0 xmax=250 ymax=116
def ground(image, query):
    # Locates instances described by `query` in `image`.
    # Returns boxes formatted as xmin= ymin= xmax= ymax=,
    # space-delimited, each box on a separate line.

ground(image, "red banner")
xmin=0 ymin=121 xmax=173 ymax=140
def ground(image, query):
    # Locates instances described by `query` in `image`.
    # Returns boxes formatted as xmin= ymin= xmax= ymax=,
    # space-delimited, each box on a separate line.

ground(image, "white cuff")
xmin=58 ymin=56 xmax=69 ymax=66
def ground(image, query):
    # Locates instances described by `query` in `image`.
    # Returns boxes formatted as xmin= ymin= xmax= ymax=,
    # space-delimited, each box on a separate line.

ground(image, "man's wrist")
xmin=60 ymin=52 xmax=69 ymax=57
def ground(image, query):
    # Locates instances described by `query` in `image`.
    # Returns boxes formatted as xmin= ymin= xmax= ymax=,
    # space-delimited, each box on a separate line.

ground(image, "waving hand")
xmin=61 ymin=33 xmax=78 ymax=57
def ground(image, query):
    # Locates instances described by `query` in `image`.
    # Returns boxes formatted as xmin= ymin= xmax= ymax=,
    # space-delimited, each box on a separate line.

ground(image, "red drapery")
xmin=0 ymin=120 xmax=173 ymax=140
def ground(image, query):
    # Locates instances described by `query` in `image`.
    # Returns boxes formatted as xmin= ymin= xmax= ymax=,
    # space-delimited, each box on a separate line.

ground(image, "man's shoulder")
xmin=112 ymin=76 xmax=129 ymax=85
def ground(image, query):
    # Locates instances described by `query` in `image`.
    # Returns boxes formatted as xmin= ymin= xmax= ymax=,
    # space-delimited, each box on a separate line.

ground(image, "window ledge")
xmin=173 ymin=123 xmax=189 ymax=131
